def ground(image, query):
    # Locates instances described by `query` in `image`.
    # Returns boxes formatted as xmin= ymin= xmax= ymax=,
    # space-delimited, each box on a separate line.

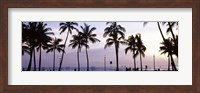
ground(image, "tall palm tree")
xmin=79 ymin=23 xmax=100 ymax=71
xmin=135 ymin=34 xmax=146 ymax=71
xmin=69 ymin=33 xmax=88 ymax=71
xmin=36 ymin=22 xmax=54 ymax=71
xmin=125 ymin=35 xmax=137 ymax=70
xmin=158 ymin=22 xmax=178 ymax=70
xmin=22 ymin=22 xmax=38 ymax=71
xmin=58 ymin=22 xmax=78 ymax=71
xmin=103 ymin=22 xmax=126 ymax=71
xmin=160 ymin=38 xmax=178 ymax=71
xmin=144 ymin=22 xmax=178 ymax=71
xmin=46 ymin=37 xmax=65 ymax=71
xmin=165 ymin=22 xmax=178 ymax=57
xmin=22 ymin=23 xmax=30 ymax=56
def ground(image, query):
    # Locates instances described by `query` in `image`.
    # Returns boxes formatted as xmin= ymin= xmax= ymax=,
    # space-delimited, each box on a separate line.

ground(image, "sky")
xmin=22 ymin=21 xmax=178 ymax=69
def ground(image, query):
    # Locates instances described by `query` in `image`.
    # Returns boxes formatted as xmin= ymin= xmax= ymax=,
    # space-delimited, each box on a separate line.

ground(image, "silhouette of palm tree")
xmin=162 ymin=22 xmax=178 ymax=42
xmin=158 ymin=22 xmax=178 ymax=71
xmin=36 ymin=22 xmax=54 ymax=71
xmin=103 ymin=22 xmax=126 ymax=71
xmin=125 ymin=35 xmax=137 ymax=70
xmin=135 ymin=34 xmax=146 ymax=71
xmin=160 ymin=38 xmax=177 ymax=71
xmin=144 ymin=22 xmax=178 ymax=71
xmin=173 ymin=35 xmax=178 ymax=57
xmin=69 ymin=33 xmax=88 ymax=71
xmin=46 ymin=37 xmax=65 ymax=71
xmin=22 ymin=22 xmax=39 ymax=71
xmin=22 ymin=23 xmax=30 ymax=55
xmin=79 ymin=23 xmax=100 ymax=71
xmin=59 ymin=22 xmax=78 ymax=71
xmin=164 ymin=22 xmax=178 ymax=57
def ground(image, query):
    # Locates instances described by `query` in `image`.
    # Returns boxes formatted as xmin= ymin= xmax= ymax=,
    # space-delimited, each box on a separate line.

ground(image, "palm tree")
xmin=165 ymin=22 xmax=178 ymax=57
xmin=125 ymin=35 xmax=137 ymax=70
xmin=69 ymin=33 xmax=88 ymax=71
xmin=46 ymin=37 xmax=65 ymax=71
xmin=173 ymin=35 xmax=178 ymax=57
xmin=135 ymin=34 xmax=146 ymax=71
xmin=163 ymin=22 xmax=178 ymax=42
xmin=79 ymin=23 xmax=100 ymax=71
xmin=36 ymin=22 xmax=54 ymax=71
xmin=160 ymin=38 xmax=177 ymax=71
xmin=22 ymin=22 xmax=38 ymax=71
xmin=58 ymin=22 xmax=78 ymax=71
xmin=22 ymin=23 xmax=30 ymax=56
xmin=144 ymin=22 xmax=178 ymax=71
xmin=103 ymin=22 xmax=126 ymax=71
xmin=158 ymin=22 xmax=178 ymax=71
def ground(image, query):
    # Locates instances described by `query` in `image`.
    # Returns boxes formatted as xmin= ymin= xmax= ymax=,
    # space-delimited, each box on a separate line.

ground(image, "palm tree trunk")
xmin=170 ymin=54 xmax=177 ymax=71
xmin=168 ymin=56 xmax=170 ymax=71
xmin=33 ymin=48 xmax=36 ymax=71
xmin=115 ymin=43 xmax=119 ymax=71
xmin=27 ymin=48 xmax=33 ymax=71
xmin=140 ymin=53 xmax=143 ymax=71
xmin=158 ymin=22 xmax=177 ymax=71
xmin=158 ymin=22 xmax=173 ymax=71
xmin=59 ymin=31 xmax=70 ymax=71
xmin=167 ymin=22 xmax=176 ymax=41
xmin=168 ymin=22 xmax=178 ymax=57
xmin=86 ymin=47 xmax=89 ymax=71
xmin=39 ymin=45 xmax=42 ymax=71
xmin=53 ymin=49 xmax=55 ymax=71
xmin=133 ymin=55 xmax=136 ymax=71
xmin=157 ymin=22 xmax=165 ymax=41
xmin=77 ymin=48 xmax=80 ymax=71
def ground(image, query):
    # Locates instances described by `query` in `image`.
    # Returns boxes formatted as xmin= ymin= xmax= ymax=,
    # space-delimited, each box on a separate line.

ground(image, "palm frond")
xmin=59 ymin=26 xmax=66 ymax=34
xmin=125 ymin=46 xmax=132 ymax=54
xmin=104 ymin=42 xmax=114 ymax=49
xmin=59 ymin=22 xmax=65 ymax=26
xmin=46 ymin=48 xmax=53 ymax=53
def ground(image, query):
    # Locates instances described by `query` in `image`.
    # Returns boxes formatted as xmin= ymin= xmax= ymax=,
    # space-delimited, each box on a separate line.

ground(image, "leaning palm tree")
xmin=135 ymin=34 xmax=146 ymax=71
xmin=79 ymin=23 xmax=100 ymax=71
xmin=58 ymin=22 xmax=79 ymax=71
xmin=165 ymin=22 xmax=178 ymax=57
xmin=125 ymin=35 xmax=137 ymax=70
xmin=143 ymin=22 xmax=178 ymax=71
xmin=160 ymin=38 xmax=177 ymax=71
xmin=145 ymin=22 xmax=178 ymax=57
xmin=163 ymin=22 xmax=178 ymax=42
xmin=36 ymin=22 xmax=54 ymax=71
xmin=69 ymin=33 xmax=88 ymax=71
xmin=103 ymin=22 xmax=126 ymax=71
xmin=46 ymin=37 xmax=65 ymax=71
